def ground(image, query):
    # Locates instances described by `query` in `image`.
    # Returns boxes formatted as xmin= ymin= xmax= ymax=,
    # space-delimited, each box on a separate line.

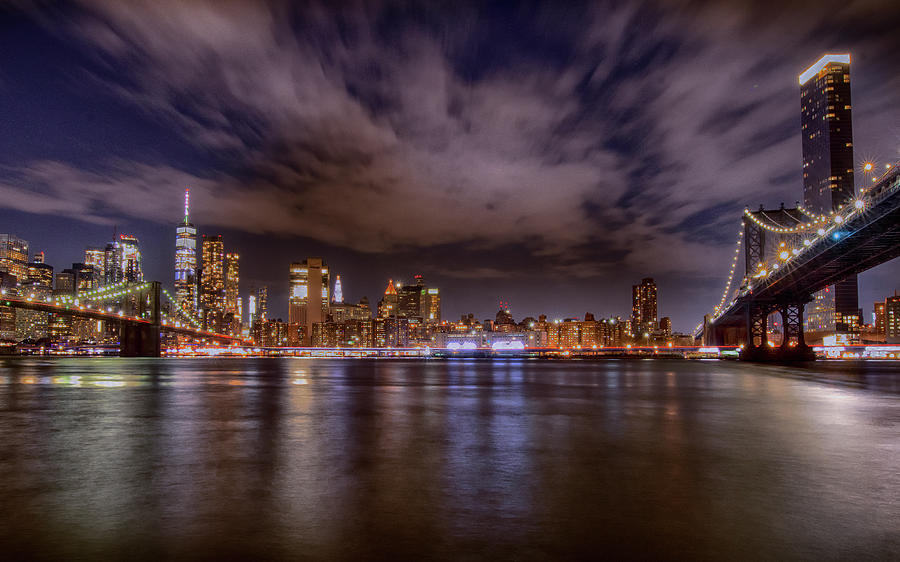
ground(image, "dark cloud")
xmin=1 ymin=0 xmax=899 ymax=327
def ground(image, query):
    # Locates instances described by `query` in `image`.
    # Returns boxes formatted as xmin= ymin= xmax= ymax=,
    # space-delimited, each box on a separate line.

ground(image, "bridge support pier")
xmin=740 ymin=300 xmax=814 ymax=362
xmin=120 ymin=323 xmax=161 ymax=357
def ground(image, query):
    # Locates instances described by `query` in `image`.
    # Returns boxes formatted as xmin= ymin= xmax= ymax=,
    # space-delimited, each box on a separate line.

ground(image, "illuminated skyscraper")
xmin=200 ymin=235 xmax=225 ymax=332
xmin=84 ymin=247 xmax=106 ymax=274
xmin=225 ymin=253 xmax=240 ymax=334
xmin=175 ymin=189 xmax=198 ymax=314
xmin=631 ymin=277 xmax=658 ymax=336
xmin=0 ymin=234 xmax=29 ymax=282
xmin=377 ymin=279 xmax=398 ymax=318
xmin=257 ymin=286 xmax=268 ymax=323
xmin=333 ymin=275 xmax=344 ymax=303
xmin=118 ymin=235 xmax=143 ymax=283
xmin=288 ymin=258 xmax=329 ymax=344
xmin=800 ymin=54 xmax=858 ymax=334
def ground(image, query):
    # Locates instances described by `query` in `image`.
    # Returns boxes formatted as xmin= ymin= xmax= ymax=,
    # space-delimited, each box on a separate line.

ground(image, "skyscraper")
xmin=288 ymin=258 xmax=329 ymax=344
xmin=200 ymin=235 xmax=225 ymax=332
xmin=225 ymin=252 xmax=240 ymax=333
xmin=631 ymin=277 xmax=658 ymax=336
xmin=175 ymin=189 xmax=198 ymax=314
xmin=333 ymin=275 xmax=344 ymax=303
xmin=800 ymin=54 xmax=859 ymax=334
xmin=118 ymin=235 xmax=143 ymax=282
xmin=257 ymin=286 xmax=268 ymax=323
xmin=0 ymin=234 xmax=29 ymax=282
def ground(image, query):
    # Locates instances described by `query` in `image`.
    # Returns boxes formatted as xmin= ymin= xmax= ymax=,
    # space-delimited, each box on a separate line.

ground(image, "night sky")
xmin=1 ymin=1 xmax=899 ymax=331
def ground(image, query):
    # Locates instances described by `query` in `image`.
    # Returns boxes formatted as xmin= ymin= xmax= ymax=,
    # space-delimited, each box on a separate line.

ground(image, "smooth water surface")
xmin=0 ymin=358 xmax=897 ymax=560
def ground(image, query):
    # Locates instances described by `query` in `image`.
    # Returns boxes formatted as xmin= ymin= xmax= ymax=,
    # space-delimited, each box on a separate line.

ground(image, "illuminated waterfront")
xmin=0 ymin=358 xmax=897 ymax=559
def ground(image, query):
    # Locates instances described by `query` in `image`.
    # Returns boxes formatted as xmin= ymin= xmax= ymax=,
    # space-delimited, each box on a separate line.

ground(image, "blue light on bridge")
xmin=832 ymin=232 xmax=842 ymax=240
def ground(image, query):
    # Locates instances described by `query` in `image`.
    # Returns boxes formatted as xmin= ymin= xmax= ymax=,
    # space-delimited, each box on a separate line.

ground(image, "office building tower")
xmin=800 ymin=54 xmax=859 ymax=334
xmin=102 ymin=242 xmax=123 ymax=285
xmin=333 ymin=275 xmax=344 ymax=303
xmin=377 ymin=280 xmax=399 ymax=318
xmin=886 ymin=294 xmax=900 ymax=343
xmin=118 ymin=235 xmax=143 ymax=282
xmin=660 ymin=317 xmax=672 ymax=337
xmin=200 ymin=235 xmax=226 ymax=332
xmin=0 ymin=234 xmax=29 ymax=282
xmin=26 ymin=261 xmax=53 ymax=288
xmin=288 ymin=259 xmax=329 ymax=344
xmin=248 ymin=294 xmax=258 ymax=325
xmin=257 ymin=287 xmax=268 ymax=323
xmin=175 ymin=188 xmax=198 ymax=314
xmin=631 ymin=277 xmax=658 ymax=335
xmin=874 ymin=301 xmax=886 ymax=337
xmin=84 ymin=247 xmax=106 ymax=278
xmin=32 ymin=251 xmax=44 ymax=264
xmin=225 ymin=252 xmax=240 ymax=333
xmin=425 ymin=288 xmax=441 ymax=323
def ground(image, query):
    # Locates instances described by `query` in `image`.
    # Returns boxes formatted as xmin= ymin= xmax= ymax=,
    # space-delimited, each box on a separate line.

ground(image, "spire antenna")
xmin=184 ymin=188 xmax=191 ymax=225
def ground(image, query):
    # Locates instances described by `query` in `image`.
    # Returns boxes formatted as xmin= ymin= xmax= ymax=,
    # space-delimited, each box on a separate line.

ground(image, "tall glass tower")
xmin=800 ymin=54 xmax=859 ymax=335
xmin=175 ymin=189 xmax=198 ymax=314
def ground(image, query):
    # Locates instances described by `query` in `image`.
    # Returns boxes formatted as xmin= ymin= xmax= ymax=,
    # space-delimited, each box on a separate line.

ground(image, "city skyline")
xmin=1 ymin=2 xmax=899 ymax=331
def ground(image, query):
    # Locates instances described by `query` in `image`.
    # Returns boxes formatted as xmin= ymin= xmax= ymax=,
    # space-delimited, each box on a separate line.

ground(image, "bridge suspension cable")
xmin=712 ymin=223 xmax=745 ymax=317
xmin=160 ymin=288 xmax=203 ymax=329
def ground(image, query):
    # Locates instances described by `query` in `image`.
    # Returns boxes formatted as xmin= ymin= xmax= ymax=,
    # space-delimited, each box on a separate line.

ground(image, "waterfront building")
xmin=885 ymin=294 xmax=900 ymax=343
xmin=200 ymin=235 xmax=226 ymax=332
xmin=632 ymin=277 xmax=658 ymax=335
xmin=0 ymin=234 xmax=29 ymax=283
xmin=225 ymin=253 xmax=240 ymax=334
xmin=288 ymin=258 xmax=329 ymax=345
xmin=800 ymin=54 xmax=859 ymax=334
xmin=874 ymin=301 xmax=886 ymax=336
xmin=175 ymin=189 xmax=198 ymax=314
xmin=0 ymin=273 xmax=18 ymax=342
xmin=558 ymin=319 xmax=581 ymax=348
xmin=659 ymin=317 xmax=672 ymax=337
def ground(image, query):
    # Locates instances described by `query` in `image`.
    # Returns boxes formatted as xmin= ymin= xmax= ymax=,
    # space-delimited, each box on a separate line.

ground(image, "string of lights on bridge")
xmin=698 ymin=160 xmax=899 ymax=335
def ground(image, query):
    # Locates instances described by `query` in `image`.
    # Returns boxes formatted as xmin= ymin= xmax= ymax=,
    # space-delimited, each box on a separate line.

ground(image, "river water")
xmin=0 ymin=357 xmax=897 ymax=560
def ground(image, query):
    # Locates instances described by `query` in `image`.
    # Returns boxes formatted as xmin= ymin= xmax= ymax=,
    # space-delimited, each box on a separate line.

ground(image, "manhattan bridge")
xmin=698 ymin=163 xmax=900 ymax=360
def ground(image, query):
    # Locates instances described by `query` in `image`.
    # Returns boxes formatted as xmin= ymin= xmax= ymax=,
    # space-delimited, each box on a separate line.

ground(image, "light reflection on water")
xmin=0 ymin=357 xmax=897 ymax=560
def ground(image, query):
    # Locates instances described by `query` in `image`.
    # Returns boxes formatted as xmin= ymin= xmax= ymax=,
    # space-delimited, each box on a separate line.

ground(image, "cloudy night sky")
xmin=1 ymin=1 xmax=899 ymax=330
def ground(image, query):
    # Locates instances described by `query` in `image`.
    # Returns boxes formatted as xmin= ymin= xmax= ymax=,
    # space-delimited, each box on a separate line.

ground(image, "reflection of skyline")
xmin=0 ymin=358 xmax=898 ymax=558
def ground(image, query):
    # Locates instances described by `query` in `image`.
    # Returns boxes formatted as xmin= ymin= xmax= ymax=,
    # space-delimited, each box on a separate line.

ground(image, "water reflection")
xmin=0 ymin=357 xmax=897 ymax=559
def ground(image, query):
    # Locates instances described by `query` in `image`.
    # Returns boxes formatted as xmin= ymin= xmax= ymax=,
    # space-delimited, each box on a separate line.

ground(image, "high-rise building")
xmin=800 ymin=54 xmax=858 ymax=334
xmin=224 ymin=253 xmax=240 ymax=333
xmin=0 ymin=234 xmax=29 ymax=282
xmin=84 ymin=247 xmax=106 ymax=276
xmin=288 ymin=258 xmax=329 ymax=344
xmin=26 ymin=261 xmax=53 ymax=289
xmin=377 ymin=280 xmax=399 ymax=318
xmin=200 ymin=235 xmax=226 ymax=332
xmin=175 ymin=189 xmax=198 ymax=314
xmin=874 ymin=301 xmax=886 ymax=336
xmin=102 ymin=242 xmax=122 ymax=285
xmin=632 ymin=277 xmax=658 ymax=335
xmin=118 ymin=235 xmax=143 ymax=283
xmin=333 ymin=275 xmax=344 ymax=303
xmin=257 ymin=286 xmax=268 ymax=323
xmin=886 ymin=294 xmax=900 ymax=343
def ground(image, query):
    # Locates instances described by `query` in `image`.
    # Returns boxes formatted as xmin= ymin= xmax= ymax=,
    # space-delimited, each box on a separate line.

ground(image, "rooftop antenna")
xmin=184 ymin=188 xmax=191 ymax=225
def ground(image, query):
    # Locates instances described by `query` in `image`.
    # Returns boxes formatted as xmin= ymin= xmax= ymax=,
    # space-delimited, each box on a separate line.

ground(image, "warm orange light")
xmin=863 ymin=162 xmax=873 ymax=172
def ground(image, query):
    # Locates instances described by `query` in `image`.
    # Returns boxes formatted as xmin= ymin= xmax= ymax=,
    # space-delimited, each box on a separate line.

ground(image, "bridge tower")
xmin=120 ymin=281 xmax=161 ymax=357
